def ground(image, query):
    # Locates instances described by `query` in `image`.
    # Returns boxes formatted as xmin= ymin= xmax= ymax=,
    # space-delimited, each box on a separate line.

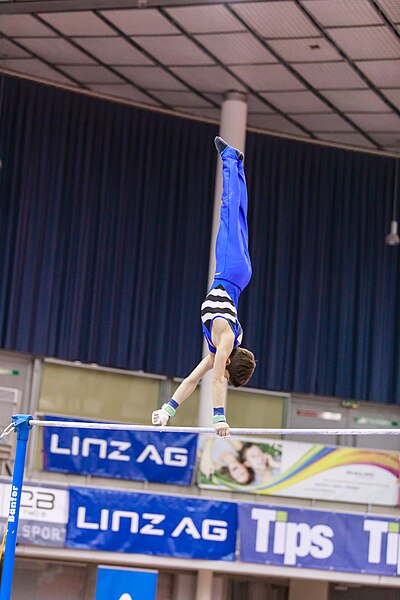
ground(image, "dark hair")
xmin=238 ymin=442 xmax=256 ymax=463
xmin=226 ymin=347 xmax=256 ymax=387
xmin=219 ymin=465 xmax=255 ymax=485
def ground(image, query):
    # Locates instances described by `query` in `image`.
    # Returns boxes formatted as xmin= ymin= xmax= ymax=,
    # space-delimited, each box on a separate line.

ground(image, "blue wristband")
xmin=213 ymin=407 xmax=226 ymax=424
xmin=161 ymin=399 xmax=179 ymax=418
xmin=213 ymin=407 xmax=225 ymax=417
xmin=169 ymin=399 xmax=179 ymax=411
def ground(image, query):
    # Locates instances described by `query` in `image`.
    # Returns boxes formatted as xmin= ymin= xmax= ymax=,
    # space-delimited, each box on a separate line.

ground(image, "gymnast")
xmin=152 ymin=136 xmax=256 ymax=437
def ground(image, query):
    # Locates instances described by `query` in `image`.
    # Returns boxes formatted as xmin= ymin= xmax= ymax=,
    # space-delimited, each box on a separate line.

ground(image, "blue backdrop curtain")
xmin=0 ymin=74 xmax=399 ymax=402
xmin=242 ymin=134 xmax=399 ymax=402
xmin=0 ymin=74 xmax=216 ymax=377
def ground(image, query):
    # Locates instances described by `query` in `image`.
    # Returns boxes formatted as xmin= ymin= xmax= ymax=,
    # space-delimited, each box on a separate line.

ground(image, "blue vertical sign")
xmin=95 ymin=566 xmax=158 ymax=600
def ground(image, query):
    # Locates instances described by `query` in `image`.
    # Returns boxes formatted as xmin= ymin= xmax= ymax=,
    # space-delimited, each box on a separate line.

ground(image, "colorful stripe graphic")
xmin=215 ymin=445 xmax=398 ymax=494
xmin=255 ymin=447 xmax=398 ymax=494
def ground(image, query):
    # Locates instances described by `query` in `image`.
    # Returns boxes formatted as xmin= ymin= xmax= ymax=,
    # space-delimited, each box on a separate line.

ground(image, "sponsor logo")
xmin=21 ymin=489 xmax=56 ymax=512
xmin=8 ymin=485 xmax=19 ymax=523
xmin=1 ymin=483 xmax=69 ymax=524
xmin=136 ymin=445 xmax=188 ymax=467
xmin=50 ymin=435 xmax=188 ymax=467
xmin=250 ymin=508 xmax=334 ymax=566
xmin=76 ymin=507 xmax=228 ymax=542
xmin=364 ymin=519 xmax=400 ymax=573
xmin=20 ymin=522 xmax=66 ymax=544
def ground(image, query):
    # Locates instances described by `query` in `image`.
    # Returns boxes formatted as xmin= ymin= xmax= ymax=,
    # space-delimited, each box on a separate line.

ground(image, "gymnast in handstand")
xmin=152 ymin=136 xmax=256 ymax=437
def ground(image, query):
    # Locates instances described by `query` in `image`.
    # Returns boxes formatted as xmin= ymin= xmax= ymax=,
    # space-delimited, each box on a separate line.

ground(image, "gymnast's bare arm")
xmin=152 ymin=319 xmax=234 ymax=437
xmin=152 ymin=355 xmax=214 ymax=426
xmin=209 ymin=318 xmax=234 ymax=438
xmin=171 ymin=354 xmax=215 ymax=405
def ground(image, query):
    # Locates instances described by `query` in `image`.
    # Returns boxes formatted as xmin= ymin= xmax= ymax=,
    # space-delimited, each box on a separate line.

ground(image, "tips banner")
xmin=239 ymin=502 xmax=400 ymax=576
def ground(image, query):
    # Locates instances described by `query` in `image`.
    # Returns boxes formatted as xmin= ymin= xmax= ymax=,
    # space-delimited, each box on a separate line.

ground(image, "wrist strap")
xmin=212 ymin=414 xmax=227 ymax=424
xmin=161 ymin=400 xmax=178 ymax=418
xmin=161 ymin=403 xmax=175 ymax=418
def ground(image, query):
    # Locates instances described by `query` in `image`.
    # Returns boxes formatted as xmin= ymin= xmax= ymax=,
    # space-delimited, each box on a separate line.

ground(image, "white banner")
xmin=197 ymin=436 xmax=399 ymax=506
xmin=0 ymin=481 xmax=68 ymax=547
xmin=0 ymin=483 xmax=68 ymax=523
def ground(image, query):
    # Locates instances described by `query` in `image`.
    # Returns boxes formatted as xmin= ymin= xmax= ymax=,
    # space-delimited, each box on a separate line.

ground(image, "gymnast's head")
xmin=226 ymin=347 xmax=256 ymax=387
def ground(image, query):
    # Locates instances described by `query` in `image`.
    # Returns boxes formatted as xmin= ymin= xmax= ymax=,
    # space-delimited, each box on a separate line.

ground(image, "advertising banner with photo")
xmin=42 ymin=415 xmax=198 ymax=486
xmin=0 ymin=480 xmax=68 ymax=547
xmin=239 ymin=502 xmax=400 ymax=577
xmin=66 ymin=486 xmax=237 ymax=561
xmin=197 ymin=435 xmax=399 ymax=506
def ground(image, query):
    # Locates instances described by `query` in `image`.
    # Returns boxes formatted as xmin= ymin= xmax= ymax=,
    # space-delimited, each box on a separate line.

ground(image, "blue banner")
xmin=42 ymin=416 xmax=198 ymax=486
xmin=95 ymin=567 xmax=157 ymax=600
xmin=239 ymin=502 xmax=400 ymax=576
xmin=67 ymin=486 xmax=237 ymax=561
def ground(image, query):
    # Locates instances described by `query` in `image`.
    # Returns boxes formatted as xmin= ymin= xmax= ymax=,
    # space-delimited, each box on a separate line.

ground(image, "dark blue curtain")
xmin=1 ymin=75 xmax=399 ymax=403
xmin=242 ymin=134 xmax=399 ymax=403
xmin=0 ymin=75 xmax=217 ymax=376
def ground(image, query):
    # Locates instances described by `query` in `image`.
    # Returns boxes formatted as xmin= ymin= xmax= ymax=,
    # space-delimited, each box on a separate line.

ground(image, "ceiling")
xmin=0 ymin=0 xmax=400 ymax=155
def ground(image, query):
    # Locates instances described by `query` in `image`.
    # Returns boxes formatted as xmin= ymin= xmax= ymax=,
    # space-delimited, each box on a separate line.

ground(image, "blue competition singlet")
xmin=201 ymin=284 xmax=243 ymax=353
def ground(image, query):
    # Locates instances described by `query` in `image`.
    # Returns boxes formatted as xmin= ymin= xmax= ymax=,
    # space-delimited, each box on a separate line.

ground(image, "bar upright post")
xmin=0 ymin=415 xmax=32 ymax=600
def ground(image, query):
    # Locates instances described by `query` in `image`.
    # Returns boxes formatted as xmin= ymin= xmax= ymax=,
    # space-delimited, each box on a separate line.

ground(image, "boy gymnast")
xmin=152 ymin=136 xmax=256 ymax=437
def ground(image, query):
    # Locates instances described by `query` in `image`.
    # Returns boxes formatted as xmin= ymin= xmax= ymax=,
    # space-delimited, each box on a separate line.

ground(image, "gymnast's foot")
xmin=214 ymin=136 xmax=244 ymax=161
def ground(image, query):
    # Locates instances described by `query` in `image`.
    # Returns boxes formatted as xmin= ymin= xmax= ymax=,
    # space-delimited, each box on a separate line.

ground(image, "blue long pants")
xmin=213 ymin=146 xmax=252 ymax=304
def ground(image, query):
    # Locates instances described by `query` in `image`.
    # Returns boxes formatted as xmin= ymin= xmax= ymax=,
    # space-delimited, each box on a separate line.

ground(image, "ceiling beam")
xmin=1 ymin=0 xmax=292 ymax=16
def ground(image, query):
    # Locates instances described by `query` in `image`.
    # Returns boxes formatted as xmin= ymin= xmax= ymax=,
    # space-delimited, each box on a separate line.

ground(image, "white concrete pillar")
xmin=198 ymin=90 xmax=248 ymax=426
xmin=289 ymin=578 xmax=329 ymax=600
xmin=196 ymin=569 xmax=213 ymax=600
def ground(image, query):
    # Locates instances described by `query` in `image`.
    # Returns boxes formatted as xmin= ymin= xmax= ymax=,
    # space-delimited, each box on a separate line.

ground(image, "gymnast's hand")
xmin=152 ymin=409 xmax=169 ymax=427
xmin=214 ymin=421 xmax=230 ymax=438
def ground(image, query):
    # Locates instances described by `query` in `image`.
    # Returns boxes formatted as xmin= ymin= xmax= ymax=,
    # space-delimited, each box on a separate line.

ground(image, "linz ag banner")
xmin=42 ymin=416 xmax=198 ymax=486
xmin=67 ymin=486 xmax=237 ymax=561
xmin=239 ymin=502 xmax=400 ymax=577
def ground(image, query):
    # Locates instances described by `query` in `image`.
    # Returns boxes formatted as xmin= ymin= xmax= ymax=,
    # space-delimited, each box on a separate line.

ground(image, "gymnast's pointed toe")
xmin=214 ymin=136 xmax=229 ymax=155
xmin=214 ymin=136 xmax=244 ymax=161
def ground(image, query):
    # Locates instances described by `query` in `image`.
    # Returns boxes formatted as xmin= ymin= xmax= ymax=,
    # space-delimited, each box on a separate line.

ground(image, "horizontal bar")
xmin=28 ymin=420 xmax=400 ymax=435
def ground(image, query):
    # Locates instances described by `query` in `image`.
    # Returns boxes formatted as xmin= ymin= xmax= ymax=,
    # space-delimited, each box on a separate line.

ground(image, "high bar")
xmin=28 ymin=420 xmax=400 ymax=435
